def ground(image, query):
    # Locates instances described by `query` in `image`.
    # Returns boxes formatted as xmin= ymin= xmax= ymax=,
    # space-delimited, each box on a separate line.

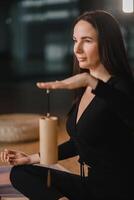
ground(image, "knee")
xmin=10 ymin=165 xmax=26 ymax=188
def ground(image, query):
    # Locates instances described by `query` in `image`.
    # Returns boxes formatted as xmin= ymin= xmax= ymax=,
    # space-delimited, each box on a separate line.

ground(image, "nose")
xmin=74 ymin=41 xmax=83 ymax=54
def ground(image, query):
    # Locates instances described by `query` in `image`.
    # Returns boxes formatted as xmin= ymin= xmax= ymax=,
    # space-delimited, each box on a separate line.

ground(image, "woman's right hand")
xmin=0 ymin=149 xmax=31 ymax=166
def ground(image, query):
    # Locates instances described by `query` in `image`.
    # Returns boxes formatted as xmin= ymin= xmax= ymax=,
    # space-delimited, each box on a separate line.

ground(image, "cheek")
xmin=86 ymin=46 xmax=99 ymax=59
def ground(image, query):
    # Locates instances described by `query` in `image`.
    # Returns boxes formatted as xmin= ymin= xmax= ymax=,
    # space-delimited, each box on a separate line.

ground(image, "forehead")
xmin=73 ymin=20 xmax=97 ymax=38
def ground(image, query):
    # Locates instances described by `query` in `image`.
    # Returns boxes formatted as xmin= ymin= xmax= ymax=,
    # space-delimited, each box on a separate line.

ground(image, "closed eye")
xmin=72 ymin=36 xmax=93 ymax=43
xmin=85 ymin=39 xmax=92 ymax=43
xmin=72 ymin=38 xmax=77 ymax=43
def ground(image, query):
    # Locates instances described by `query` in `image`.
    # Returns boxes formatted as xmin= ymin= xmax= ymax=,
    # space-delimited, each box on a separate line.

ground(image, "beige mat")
xmin=0 ymin=114 xmax=39 ymax=143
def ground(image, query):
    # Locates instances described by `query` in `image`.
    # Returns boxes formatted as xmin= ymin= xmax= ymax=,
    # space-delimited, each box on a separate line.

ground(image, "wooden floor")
xmin=0 ymin=119 xmax=80 ymax=174
xmin=1 ymin=198 xmax=28 ymax=200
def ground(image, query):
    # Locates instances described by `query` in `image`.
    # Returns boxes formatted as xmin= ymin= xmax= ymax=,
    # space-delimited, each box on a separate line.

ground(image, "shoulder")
xmin=108 ymin=76 xmax=134 ymax=96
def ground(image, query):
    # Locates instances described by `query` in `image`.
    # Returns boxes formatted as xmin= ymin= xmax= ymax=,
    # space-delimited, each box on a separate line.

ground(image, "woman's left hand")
xmin=36 ymin=72 xmax=98 ymax=90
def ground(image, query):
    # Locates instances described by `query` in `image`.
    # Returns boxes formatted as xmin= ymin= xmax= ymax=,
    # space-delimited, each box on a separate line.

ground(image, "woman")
xmin=1 ymin=10 xmax=134 ymax=200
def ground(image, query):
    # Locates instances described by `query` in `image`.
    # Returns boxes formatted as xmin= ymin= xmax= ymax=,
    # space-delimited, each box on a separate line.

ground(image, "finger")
xmin=8 ymin=154 xmax=16 ymax=158
xmin=50 ymin=81 xmax=68 ymax=89
xmin=8 ymin=157 xmax=18 ymax=165
xmin=0 ymin=152 xmax=4 ymax=162
xmin=3 ymin=149 xmax=8 ymax=162
xmin=0 ymin=151 xmax=3 ymax=161
xmin=36 ymin=81 xmax=61 ymax=89
xmin=9 ymin=158 xmax=16 ymax=163
xmin=1 ymin=151 xmax=8 ymax=162
xmin=36 ymin=82 xmax=55 ymax=89
xmin=36 ymin=81 xmax=67 ymax=90
xmin=6 ymin=156 xmax=9 ymax=163
xmin=7 ymin=154 xmax=16 ymax=160
xmin=1 ymin=149 xmax=16 ymax=162
xmin=5 ymin=149 xmax=17 ymax=154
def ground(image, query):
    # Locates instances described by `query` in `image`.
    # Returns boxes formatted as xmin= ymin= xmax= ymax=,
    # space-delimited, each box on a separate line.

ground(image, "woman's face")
xmin=73 ymin=20 xmax=100 ymax=70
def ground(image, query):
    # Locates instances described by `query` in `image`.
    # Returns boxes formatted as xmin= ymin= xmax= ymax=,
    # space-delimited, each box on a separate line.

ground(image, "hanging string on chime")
xmin=46 ymin=89 xmax=50 ymax=117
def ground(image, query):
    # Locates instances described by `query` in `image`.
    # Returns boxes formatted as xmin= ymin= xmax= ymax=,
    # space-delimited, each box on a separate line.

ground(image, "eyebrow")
xmin=73 ymin=36 xmax=93 ymax=40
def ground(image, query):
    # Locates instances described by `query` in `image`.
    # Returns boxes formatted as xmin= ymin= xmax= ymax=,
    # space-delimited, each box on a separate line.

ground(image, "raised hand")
xmin=36 ymin=73 xmax=98 ymax=90
xmin=58 ymin=197 xmax=70 ymax=200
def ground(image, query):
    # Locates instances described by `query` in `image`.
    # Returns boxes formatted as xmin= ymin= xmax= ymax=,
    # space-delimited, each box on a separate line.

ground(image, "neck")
xmin=89 ymin=64 xmax=111 ymax=82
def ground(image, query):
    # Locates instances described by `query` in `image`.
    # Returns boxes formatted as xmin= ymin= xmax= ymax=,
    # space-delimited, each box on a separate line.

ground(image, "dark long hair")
xmin=73 ymin=10 xmax=133 ymax=80
xmin=68 ymin=10 xmax=134 ymax=110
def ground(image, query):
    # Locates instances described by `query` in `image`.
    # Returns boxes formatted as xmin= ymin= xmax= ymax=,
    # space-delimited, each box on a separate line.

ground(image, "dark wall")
xmin=0 ymin=0 xmax=134 ymax=115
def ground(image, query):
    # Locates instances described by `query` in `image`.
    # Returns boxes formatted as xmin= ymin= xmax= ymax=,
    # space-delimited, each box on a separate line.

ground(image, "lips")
xmin=77 ymin=57 xmax=86 ymax=61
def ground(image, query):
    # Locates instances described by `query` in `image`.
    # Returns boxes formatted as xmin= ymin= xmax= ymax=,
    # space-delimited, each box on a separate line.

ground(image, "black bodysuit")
xmin=58 ymin=76 xmax=134 ymax=199
xmin=10 ymin=76 xmax=134 ymax=200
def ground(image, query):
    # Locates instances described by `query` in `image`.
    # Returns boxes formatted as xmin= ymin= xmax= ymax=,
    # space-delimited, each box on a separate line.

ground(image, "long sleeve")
xmin=92 ymin=77 xmax=134 ymax=130
xmin=58 ymin=137 xmax=78 ymax=160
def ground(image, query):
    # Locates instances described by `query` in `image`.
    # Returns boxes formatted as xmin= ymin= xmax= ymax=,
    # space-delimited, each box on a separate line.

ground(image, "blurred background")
xmin=0 ymin=0 xmax=134 ymax=117
xmin=0 ymin=0 xmax=134 ymax=175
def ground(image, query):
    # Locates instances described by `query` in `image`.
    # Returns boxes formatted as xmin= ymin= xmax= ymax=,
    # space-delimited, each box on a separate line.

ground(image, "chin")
xmin=79 ymin=64 xmax=90 ymax=70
